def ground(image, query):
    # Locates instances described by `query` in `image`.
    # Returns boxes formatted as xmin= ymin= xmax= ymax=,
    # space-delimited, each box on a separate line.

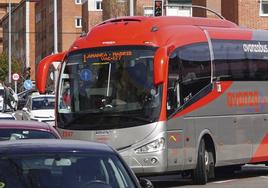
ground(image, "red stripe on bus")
xmin=250 ymin=134 xmax=268 ymax=163
xmin=173 ymin=81 xmax=233 ymax=119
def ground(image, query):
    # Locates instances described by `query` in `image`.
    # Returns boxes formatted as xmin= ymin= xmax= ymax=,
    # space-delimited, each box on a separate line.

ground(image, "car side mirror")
xmin=22 ymin=107 xmax=28 ymax=112
xmin=139 ymin=178 xmax=153 ymax=188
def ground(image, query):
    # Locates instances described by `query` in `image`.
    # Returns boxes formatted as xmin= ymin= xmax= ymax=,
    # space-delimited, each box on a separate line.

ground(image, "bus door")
xmin=166 ymin=36 xmax=213 ymax=170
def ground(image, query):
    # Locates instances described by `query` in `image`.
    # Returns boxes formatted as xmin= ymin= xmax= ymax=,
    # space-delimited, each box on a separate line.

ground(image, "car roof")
xmin=0 ymin=120 xmax=51 ymax=130
xmin=31 ymin=94 xmax=55 ymax=99
xmin=0 ymin=113 xmax=15 ymax=119
xmin=0 ymin=139 xmax=115 ymax=155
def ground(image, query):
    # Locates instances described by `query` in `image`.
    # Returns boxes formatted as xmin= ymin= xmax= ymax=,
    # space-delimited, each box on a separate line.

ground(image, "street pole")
xmin=8 ymin=0 xmax=11 ymax=84
xmin=54 ymin=0 xmax=58 ymax=54
xmin=53 ymin=0 xmax=58 ymax=92
xmin=130 ymin=0 xmax=134 ymax=16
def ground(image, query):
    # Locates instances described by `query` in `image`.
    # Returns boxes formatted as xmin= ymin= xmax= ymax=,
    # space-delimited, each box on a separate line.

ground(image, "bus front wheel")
xmin=192 ymin=138 xmax=215 ymax=185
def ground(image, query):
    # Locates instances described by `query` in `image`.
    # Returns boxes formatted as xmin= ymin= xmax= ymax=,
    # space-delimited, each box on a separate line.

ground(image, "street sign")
xmin=23 ymin=80 xmax=33 ymax=90
xmin=80 ymin=69 xmax=92 ymax=81
xmin=12 ymin=73 xmax=20 ymax=81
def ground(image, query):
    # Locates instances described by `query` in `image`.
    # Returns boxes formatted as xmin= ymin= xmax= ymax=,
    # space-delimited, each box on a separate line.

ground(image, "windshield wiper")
xmin=101 ymin=113 xmax=153 ymax=123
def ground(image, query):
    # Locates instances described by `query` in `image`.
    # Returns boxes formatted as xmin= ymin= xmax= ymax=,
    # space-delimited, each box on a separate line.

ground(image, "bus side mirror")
xmin=154 ymin=47 xmax=168 ymax=86
xmin=36 ymin=52 xmax=66 ymax=94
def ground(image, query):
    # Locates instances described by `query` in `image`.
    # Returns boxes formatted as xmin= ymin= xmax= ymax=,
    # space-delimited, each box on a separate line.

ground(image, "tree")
xmin=102 ymin=0 xmax=133 ymax=20
xmin=0 ymin=52 xmax=23 ymax=83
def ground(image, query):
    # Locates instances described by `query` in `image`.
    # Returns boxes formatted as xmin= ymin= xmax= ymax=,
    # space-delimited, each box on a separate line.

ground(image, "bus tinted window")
xmin=213 ymin=40 xmax=268 ymax=81
xmin=178 ymin=43 xmax=211 ymax=104
xmin=178 ymin=43 xmax=211 ymax=85
xmin=167 ymin=43 xmax=211 ymax=116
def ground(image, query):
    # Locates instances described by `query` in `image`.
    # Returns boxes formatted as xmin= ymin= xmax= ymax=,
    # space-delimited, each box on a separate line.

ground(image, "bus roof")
xmin=69 ymin=16 xmax=239 ymax=51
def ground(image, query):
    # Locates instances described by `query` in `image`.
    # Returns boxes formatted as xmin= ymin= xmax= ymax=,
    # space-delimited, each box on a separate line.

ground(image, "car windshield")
xmin=0 ymin=129 xmax=57 ymax=141
xmin=32 ymin=97 xmax=55 ymax=110
xmin=0 ymin=154 xmax=136 ymax=188
xmin=57 ymin=46 xmax=162 ymax=130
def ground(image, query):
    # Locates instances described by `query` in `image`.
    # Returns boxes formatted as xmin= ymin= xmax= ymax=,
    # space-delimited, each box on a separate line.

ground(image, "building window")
xmin=144 ymin=6 xmax=154 ymax=17
xmin=88 ymin=0 xmax=102 ymax=11
xmin=96 ymin=0 xmax=102 ymax=10
xmin=75 ymin=17 xmax=82 ymax=28
xmin=75 ymin=0 xmax=82 ymax=4
xmin=260 ymin=0 xmax=268 ymax=16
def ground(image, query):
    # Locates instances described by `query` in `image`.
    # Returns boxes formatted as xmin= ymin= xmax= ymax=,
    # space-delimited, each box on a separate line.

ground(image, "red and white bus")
xmin=37 ymin=16 xmax=268 ymax=184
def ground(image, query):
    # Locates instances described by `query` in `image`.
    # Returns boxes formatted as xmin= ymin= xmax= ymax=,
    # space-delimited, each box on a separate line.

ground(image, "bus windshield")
xmin=57 ymin=46 xmax=162 ymax=130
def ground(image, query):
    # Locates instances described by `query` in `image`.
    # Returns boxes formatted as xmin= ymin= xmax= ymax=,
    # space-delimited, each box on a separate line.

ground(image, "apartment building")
xmin=166 ymin=0 xmax=192 ymax=16
xmin=82 ymin=0 xmax=103 ymax=32
xmin=192 ymin=0 xmax=221 ymax=18
xmin=82 ymin=0 xmax=192 ymax=33
xmin=35 ymin=0 xmax=83 ymax=64
xmin=222 ymin=0 xmax=268 ymax=29
xmin=81 ymin=0 xmax=129 ymax=33
xmin=1 ymin=0 xmax=83 ymax=80
xmin=192 ymin=0 xmax=268 ymax=30
xmin=0 ymin=0 xmax=20 ymax=53
xmin=1 ymin=0 xmax=36 ymax=79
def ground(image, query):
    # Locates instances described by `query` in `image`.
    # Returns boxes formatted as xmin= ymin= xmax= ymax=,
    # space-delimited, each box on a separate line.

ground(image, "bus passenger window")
xmin=213 ymin=40 xmax=268 ymax=81
xmin=178 ymin=43 xmax=211 ymax=104
xmin=166 ymin=43 xmax=211 ymax=118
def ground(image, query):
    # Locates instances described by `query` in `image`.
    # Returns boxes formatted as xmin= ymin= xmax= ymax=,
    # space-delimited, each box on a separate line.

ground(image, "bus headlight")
xmin=135 ymin=138 xmax=165 ymax=154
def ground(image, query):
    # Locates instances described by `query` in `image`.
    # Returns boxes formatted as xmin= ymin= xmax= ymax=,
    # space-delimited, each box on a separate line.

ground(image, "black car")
xmin=0 ymin=139 xmax=153 ymax=188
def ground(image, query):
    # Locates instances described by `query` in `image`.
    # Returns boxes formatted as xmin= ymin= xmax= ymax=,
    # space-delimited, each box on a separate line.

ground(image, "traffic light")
xmin=154 ymin=0 xmax=163 ymax=17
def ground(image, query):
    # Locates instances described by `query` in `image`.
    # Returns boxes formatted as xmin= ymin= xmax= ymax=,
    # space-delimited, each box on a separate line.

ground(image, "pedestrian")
xmin=2 ymin=82 xmax=14 ymax=112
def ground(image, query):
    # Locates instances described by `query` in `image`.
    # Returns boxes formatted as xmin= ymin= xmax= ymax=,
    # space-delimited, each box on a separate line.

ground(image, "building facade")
xmin=1 ymin=0 xmax=36 ymax=79
xmin=193 ymin=0 xmax=268 ymax=30
xmin=35 ymin=0 xmax=83 ymax=64
xmin=0 ymin=0 xmax=20 ymax=53
xmin=222 ymin=0 xmax=268 ymax=30
xmin=82 ymin=0 xmax=103 ymax=32
xmin=82 ymin=0 xmax=192 ymax=33
xmin=192 ymin=0 xmax=221 ymax=18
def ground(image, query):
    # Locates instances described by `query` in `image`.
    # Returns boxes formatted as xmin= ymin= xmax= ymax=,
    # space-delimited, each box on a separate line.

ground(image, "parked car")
xmin=0 ymin=120 xmax=60 ymax=141
xmin=0 ymin=84 xmax=18 ymax=111
xmin=0 ymin=139 xmax=153 ymax=188
xmin=17 ymin=89 xmax=37 ymax=110
xmin=22 ymin=94 xmax=55 ymax=126
xmin=0 ymin=112 xmax=16 ymax=120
